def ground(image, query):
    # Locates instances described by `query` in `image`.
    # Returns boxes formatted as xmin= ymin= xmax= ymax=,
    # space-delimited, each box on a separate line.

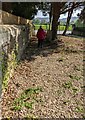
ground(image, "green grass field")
xmin=34 ymin=24 xmax=72 ymax=31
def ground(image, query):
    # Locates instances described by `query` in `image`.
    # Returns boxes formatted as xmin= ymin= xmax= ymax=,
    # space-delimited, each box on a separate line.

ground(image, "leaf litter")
xmin=1 ymin=36 xmax=84 ymax=119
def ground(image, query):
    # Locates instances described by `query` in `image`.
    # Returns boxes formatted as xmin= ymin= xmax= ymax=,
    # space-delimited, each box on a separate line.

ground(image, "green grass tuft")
xmin=12 ymin=87 xmax=43 ymax=111
xmin=63 ymin=81 xmax=72 ymax=89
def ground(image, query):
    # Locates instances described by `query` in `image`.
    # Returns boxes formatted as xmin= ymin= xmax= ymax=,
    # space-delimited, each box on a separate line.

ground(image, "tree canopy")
xmin=2 ymin=2 xmax=39 ymax=19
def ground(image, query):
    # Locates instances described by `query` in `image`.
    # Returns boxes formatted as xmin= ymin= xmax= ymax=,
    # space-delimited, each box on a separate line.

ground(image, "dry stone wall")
xmin=0 ymin=11 xmax=34 ymax=92
xmin=0 ymin=25 xmax=29 ymax=89
xmin=1 ymin=10 xmax=29 ymax=25
xmin=72 ymin=28 xmax=85 ymax=37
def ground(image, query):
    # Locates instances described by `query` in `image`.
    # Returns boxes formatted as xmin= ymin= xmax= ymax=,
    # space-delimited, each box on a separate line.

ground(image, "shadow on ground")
xmin=65 ymin=33 xmax=85 ymax=39
xmin=21 ymin=36 xmax=83 ymax=62
xmin=21 ymin=37 xmax=64 ymax=62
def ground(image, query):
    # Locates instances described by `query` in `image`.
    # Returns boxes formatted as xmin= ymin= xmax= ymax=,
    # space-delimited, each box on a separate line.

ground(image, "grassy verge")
xmin=34 ymin=24 xmax=72 ymax=31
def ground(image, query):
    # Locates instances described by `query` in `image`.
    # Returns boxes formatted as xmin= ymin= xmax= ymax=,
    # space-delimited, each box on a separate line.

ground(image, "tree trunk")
xmin=51 ymin=2 xmax=66 ymax=40
xmin=49 ymin=11 xmax=51 ymax=30
xmin=49 ymin=4 xmax=52 ymax=30
xmin=52 ymin=3 xmax=61 ymax=40
xmin=63 ymin=3 xmax=74 ymax=35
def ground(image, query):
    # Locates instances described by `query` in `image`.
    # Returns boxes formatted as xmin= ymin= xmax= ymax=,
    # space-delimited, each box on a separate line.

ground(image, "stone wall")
xmin=0 ymin=10 xmax=34 ymax=119
xmin=72 ymin=27 xmax=85 ymax=37
xmin=72 ymin=30 xmax=85 ymax=37
xmin=0 ymin=25 xmax=29 ymax=89
xmin=0 ymin=11 xmax=34 ymax=92
xmin=1 ymin=10 xmax=29 ymax=25
xmin=0 ymin=10 xmax=34 ymax=37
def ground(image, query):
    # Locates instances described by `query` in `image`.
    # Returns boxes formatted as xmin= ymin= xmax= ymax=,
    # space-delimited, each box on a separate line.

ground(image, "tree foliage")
xmin=79 ymin=3 xmax=85 ymax=23
xmin=13 ymin=2 xmax=40 ymax=19
xmin=2 ymin=2 xmax=39 ymax=20
xmin=63 ymin=2 xmax=81 ymax=35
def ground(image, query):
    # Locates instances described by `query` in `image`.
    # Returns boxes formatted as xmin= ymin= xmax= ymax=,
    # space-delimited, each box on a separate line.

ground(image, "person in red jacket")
xmin=37 ymin=26 xmax=46 ymax=48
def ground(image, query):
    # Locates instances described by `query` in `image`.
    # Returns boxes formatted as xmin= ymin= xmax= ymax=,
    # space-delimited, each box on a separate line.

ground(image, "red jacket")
xmin=37 ymin=28 xmax=46 ymax=40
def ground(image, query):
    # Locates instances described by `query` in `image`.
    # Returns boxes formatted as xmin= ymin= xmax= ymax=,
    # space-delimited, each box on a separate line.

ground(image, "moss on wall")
xmin=0 ymin=24 xmax=32 ymax=89
xmin=2 ymin=50 xmax=17 ymax=88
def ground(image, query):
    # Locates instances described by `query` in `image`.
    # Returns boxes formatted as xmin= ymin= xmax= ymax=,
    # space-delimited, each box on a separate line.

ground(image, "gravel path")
xmin=1 ymin=36 xmax=84 ymax=119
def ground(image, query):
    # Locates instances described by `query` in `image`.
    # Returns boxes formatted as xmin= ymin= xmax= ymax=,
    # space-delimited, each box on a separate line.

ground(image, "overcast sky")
xmin=35 ymin=9 xmax=82 ymax=19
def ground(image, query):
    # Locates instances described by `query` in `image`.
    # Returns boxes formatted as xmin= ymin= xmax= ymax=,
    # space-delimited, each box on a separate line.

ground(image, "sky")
xmin=35 ymin=10 xmax=49 ymax=18
xmin=35 ymin=9 xmax=82 ymax=19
